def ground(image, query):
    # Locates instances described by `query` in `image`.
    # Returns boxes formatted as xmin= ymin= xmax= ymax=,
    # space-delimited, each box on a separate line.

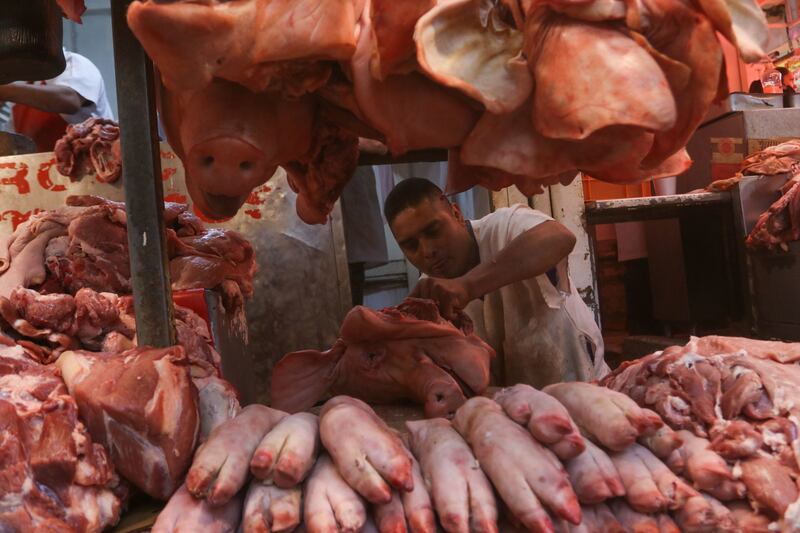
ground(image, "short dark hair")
xmin=383 ymin=178 xmax=444 ymax=225
xmin=778 ymin=67 xmax=791 ymax=78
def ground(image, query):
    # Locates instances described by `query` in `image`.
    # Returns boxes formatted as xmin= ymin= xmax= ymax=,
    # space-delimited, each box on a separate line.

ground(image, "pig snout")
xmin=423 ymin=379 xmax=467 ymax=419
xmin=186 ymin=136 xmax=275 ymax=219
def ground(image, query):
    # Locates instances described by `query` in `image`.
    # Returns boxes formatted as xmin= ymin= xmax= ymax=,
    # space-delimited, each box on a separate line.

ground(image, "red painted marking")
xmin=164 ymin=193 xmax=187 ymax=204
xmin=36 ymin=158 xmax=67 ymax=192
xmin=244 ymin=209 xmax=262 ymax=219
xmin=1 ymin=209 xmax=41 ymax=230
xmin=192 ymin=204 xmax=232 ymax=224
xmin=162 ymin=167 xmax=177 ymax=181
xmin=245 ymin=192 xmax=262 ymax=205
xmin=0 ymin=162 xmax=30 ymax=194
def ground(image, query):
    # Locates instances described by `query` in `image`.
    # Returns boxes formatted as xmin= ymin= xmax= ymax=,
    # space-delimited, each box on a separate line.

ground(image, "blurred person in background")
xmin=0 ymin=49 xmax=113 ymax=152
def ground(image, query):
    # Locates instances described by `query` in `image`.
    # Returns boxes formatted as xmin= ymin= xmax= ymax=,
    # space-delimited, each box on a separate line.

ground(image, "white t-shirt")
xmin=465 ymin=205 xmax=608 ymax=387
xmin=13 ymin=50 xmax=114 ymax=124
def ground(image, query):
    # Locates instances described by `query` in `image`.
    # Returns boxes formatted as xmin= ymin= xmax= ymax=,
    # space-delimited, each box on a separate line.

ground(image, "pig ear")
xmin=270 ymin=343 xmax=345 ymax=413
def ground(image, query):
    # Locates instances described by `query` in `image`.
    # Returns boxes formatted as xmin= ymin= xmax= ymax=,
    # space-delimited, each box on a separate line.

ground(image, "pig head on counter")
xmin=270 ymin=298 xmax=494 ymax=418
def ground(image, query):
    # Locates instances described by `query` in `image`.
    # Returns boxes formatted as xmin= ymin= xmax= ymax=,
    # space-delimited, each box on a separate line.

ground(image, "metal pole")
xmin=110 ymin=0 xmax=175 ymax=346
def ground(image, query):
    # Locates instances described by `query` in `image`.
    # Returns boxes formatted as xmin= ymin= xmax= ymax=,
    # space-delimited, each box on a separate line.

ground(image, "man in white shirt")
xmin=385 ymin=178 xmax=607 ymax=387
xmin=0 ymin=50 xmax=113 ymax=151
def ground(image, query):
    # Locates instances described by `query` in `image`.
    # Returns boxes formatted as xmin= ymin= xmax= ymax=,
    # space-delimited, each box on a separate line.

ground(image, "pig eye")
xmin=202 ymin=156 xmax=214 ymax=167
xmin=240 ymin=161 xmax=253 ymax=171
xmin=366 ymin=351 xmax=379 ymax=360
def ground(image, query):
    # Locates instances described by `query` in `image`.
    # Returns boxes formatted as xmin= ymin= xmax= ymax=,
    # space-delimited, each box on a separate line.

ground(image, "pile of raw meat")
xmin=0 ymin=285 xmax=220 ymax=366
xmin=270 ymin=298 xmax=495 ymax=418
xmin=740 ymin=139 xmax=800 ymax=177
xmin=151 ymin=377 xmax=766 ymax=532
xmin=0 ymin=195 xmax=255 ymax=308
xmin=125 ymin=0 xmax=769 ymax=223
xmin=746 ymin=173 xmax=800 ymax=251
xmin=603 ymin=335 xmax=800 ymax=530
xmin=0 ymin=312 xmax=242 ymax=530
xmin=54 ymin=118 xmax=122 ymax=184
xmin=697 ymin=139 xmax=800 ymax=251
xmin=0 ymin=342 xmax=125 ymax=532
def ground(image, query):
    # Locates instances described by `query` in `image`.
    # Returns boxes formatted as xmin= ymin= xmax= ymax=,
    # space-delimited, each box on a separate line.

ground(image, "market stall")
xmin=4 ymin=1 xmax=800 ymax=533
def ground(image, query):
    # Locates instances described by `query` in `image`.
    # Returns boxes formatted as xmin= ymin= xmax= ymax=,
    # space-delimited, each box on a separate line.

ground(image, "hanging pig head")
xmin=157 ymin=78 xmax=315 ymax=220
xmin=127 ymin=0 xmax=361 ymax=222
xmin=270 ymin=298 xmax=495 ymax=418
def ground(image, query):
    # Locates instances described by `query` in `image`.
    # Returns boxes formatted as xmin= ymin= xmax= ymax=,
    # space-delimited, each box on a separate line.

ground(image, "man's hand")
xmin=410 ymin=277 xmax=473 ymax=321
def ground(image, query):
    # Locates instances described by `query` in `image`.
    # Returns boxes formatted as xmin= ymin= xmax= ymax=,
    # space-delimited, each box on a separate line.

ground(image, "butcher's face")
xmin=390 ymin=197 xmax=474 ymax=279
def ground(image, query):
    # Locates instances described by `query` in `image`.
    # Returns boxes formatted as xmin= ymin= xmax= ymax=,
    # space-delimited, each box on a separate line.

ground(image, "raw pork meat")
xmin=56 ymin=345 xmax=199 ymax=500
xmin=152 ymin=482 xmax=243 ymax=533
xmin=688 ymin=335 xmax=800 ymax=363
xmin=241 ymin=481 xmax=302 ymax=533
xmin=740 ymin=139 xmax=800 ymax=176
xmin=283 ymin=121 xmax=360 ymax=225
xmin=187 ymin=404 xmax=286 ymax=505
xmin=415 ymin=0 xmax=532 ymax=114
xmin=674 ymin=430 xmax=745 ymax=501
xmin=192 ymin=364 xmax=242 ymax=443
xmin=372 ymin=454 xmax=436 ymax=533
xmin=304 ymin=453 xmax=368 ymax=533
xmin=708 ymin=420 xmax=762 ymax=460
xmin=452 ymin=397 xmax=581 ymax=529
xmin=157 ymin=78 xmax=315 ymax=220
xmin=371 ymin=0 xmax=435 ymax=78
xmin=351 ymin=1 xmax=480 ymax=157
xmin=0 ymin=195 xmax=256 ymax=305
xmin=609 ymin=443 xmax=696 ymax=513
xmin=54 ymin=117 xmax=121 ymax=183
xmin=0 ymin=286 xmax=222 ymax=369
xmin=543 ymin=382 xmax=663 ymax=450
xmin=568 ymin=503 xmax=624 ymax=532
xmin=525 ymin=12 xmax=676 ymax=141
xmin=271 ymin=298 xmax=494 ymax=418
xmin=608 ymin=499 xmax=659 ymax=532
xmin=740 ymin=454 xmax=799 ymax=516
xmin=406 ymin=418 xmax=498 ymax=533
xmin=0 ymin=352 xmax=123 ymax=532
xmin=250 ymin=412 xmax=320 ymax=487
xmin=127 ymin=0 xmax=358 ymax=92
xmin=746 ymin=173 xmax=800 ymax=252
xmin=564 ymin=439 xmax=625 ymax=505
xmin=123 ymin=0 xmax=769 ymax=223
xmin=319 ymin=396 xmax=413 ymax=504
xmin=494 ymin=383 xmax=585 ymax=460
xmin=601 ymin=335 xmax=800 ymax=527
xmin=639 ymin=425 xmax=683 ymax=459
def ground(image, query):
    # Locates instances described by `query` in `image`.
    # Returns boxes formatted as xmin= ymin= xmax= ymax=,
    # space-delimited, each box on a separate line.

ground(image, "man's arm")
xmin=0 ymin=82 xmax=83 ymax=115
xmin=411 ymin=220 xmax=576 ymax=319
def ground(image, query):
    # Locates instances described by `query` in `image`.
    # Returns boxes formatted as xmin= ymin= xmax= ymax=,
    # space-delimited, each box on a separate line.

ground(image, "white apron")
xmin=465 ymin=205 xmax=608 ymax=388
